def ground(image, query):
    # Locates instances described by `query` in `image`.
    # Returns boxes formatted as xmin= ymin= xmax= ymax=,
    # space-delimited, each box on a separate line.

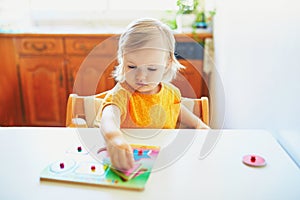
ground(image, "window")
xmin=107 ymin=0 xmax=177 ymax=10
xmin=0 ymin=0 xmax=179 ymax=28
xmin=0 ymin=0 xmax=215 ymax=30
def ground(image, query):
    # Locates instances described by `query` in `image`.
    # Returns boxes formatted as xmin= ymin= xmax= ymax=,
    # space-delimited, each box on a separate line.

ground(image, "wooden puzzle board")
xmin=40 ymin=143 xmax=160 ymax=191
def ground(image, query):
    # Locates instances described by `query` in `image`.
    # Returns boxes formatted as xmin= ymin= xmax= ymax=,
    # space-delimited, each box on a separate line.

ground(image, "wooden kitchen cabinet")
xmin=15 ymin=37 xmax=67 ymax=126
xmin=66 ymin=56 xmax=116 ymax=95
xmin=65 ymin=36 xmax=118 ymax=95
xmin=0 ymin=33 xmax=212 ymax=126
xmin=173 ymin=34 xmax=209 ymax=98
xmin=0 ymin=37 xmax=23 ymax=126
xmin=18 ymin=56 xmax=67 ymax=126
xmin=14 ymin=35 xmax=118 ymax=126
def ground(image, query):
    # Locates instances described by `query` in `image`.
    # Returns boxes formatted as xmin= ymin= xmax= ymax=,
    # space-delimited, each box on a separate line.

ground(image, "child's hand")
xmin=106 ymin=135 xmax=135 ymax=171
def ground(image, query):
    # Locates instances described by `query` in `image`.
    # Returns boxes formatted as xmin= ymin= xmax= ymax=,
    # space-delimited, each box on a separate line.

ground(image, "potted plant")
xmin=176 ymin=0 xmax=216 ymax=33
xmin=176 ymin=0 xmax=199 ymax=31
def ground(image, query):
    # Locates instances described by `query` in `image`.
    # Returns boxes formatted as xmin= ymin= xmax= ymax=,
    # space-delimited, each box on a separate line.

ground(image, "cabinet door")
xmin=0 ymin=38 xmax=23 ymax=126
xmin=19 ymin=56 xmax=67 ymax=126
xmin=67 ymin=56 xmax=116 ymax=96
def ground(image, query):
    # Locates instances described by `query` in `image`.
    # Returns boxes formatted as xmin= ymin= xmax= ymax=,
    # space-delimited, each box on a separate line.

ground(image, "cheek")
xmin=157 ymin=68 xmax=166 ymax=77
xmin=124 ymin=69 xmax=135 ymax=79
xmin=149 ymin=71 xmax=164 ymax=81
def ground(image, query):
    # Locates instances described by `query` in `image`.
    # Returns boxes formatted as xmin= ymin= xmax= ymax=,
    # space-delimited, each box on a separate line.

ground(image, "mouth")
xmin=136 ymin=83 xmax=148 ymax=87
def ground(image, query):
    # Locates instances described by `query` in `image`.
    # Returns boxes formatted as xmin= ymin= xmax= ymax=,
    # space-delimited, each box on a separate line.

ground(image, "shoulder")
xmin=102 ymin=83 xmax=130 ymax=120
xmin=161 ymin=82 xmax=181 ymax=99
xmin=103 ymin=83 xmax=132 ymax=110
xmin=162 ymin=82 xmax=181 ymax=95
xmin=106 ymin=83 xmax=130 ymax=99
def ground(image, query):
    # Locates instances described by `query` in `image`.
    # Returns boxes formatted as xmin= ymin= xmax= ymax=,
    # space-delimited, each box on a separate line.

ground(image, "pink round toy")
xmin=243 ymin=154 xmax=266 ymax=167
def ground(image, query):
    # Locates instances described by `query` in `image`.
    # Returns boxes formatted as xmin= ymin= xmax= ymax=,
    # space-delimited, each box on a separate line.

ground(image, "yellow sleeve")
xmin=102 ymin=87 xmax=129 ymax=123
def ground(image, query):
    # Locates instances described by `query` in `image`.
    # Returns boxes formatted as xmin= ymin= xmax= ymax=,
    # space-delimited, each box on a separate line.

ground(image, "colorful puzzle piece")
xmin=133 ymin=149 xmax=151 ymax=161
xmin=109 ymin=163 xmax=143 ymax=181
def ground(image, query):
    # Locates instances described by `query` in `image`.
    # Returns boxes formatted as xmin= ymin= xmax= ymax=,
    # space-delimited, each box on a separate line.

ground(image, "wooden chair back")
xmin=65 ymin=92 xmax=108 ymax=128
xmin=180 ymin=96 xmax=210 ymax=127
xmin=66 ymin=92 xmax=209 ymax=128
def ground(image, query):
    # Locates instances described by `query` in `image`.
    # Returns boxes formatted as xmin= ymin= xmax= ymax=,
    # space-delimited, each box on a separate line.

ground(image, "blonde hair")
xmin=113 ymin=18 xmax=185 ymax=82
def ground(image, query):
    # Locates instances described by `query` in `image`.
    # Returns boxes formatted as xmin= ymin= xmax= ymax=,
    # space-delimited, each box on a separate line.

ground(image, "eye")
xmin=128 ymin=65 xmax=137 ymax=69
xmin=147 ymin=67 xmax=157 ymax=71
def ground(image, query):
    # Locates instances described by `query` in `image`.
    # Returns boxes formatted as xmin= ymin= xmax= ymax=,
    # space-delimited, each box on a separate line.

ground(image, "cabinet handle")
xmin=70 ymin=73 xmax=74 ymax=83
xmin=31 ymin=43 xmax=47 ymax=52
xmin=59 ymin=71 xmax=63 ymax=87
xmin=79 ymin=44 xmax=89 ymax=52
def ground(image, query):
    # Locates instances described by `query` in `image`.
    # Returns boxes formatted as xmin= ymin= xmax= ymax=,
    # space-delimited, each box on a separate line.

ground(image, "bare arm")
xmin=179 ymin=104 xmax=210 ymax=129
xmin=100 ymin=105 xmax=134 ymax=170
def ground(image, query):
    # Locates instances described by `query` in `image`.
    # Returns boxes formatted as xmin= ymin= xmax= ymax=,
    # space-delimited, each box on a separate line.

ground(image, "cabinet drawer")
xmin=65 ymin=37 xmax=118 ymax=56
xmin=15 ymin=38 xmax=64 ymax=55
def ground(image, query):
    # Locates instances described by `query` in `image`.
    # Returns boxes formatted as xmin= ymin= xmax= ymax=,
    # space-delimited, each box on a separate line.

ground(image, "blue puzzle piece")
xmin=133 ymin=149 xmax=151 ymax=161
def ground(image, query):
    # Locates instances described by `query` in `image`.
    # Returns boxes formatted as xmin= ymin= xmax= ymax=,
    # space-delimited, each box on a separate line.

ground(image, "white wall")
xmin=211 ymin=0 xmax=300 ymax=132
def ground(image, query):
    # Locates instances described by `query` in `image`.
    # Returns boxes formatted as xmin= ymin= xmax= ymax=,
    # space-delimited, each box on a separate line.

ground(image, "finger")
xmin=125 ymin=148 xmax=135 ymax=169
xmin=124 ymin=143 xmax=134 ymax=168
xmin=118 ymin=149 xmax=131 ymax=171
xmin=110 ymin=148 xmax=120 ymax=170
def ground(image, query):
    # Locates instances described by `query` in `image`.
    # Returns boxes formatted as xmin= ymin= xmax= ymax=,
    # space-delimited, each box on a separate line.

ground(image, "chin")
xmin=127 ymin=82 xmax=159 ymax=93
xmin=134 ymin=85 xmax=150 ymax=92
xmin=136 ymin=87 xmax=151 ymax=93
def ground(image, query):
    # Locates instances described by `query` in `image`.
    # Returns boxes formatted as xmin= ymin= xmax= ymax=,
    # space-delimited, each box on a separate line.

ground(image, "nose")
xmin=136 ymin=68 xmax=147 ymax=81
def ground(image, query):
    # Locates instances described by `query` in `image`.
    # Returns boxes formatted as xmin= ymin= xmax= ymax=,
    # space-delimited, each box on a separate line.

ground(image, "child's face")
xmin=123 ymin=49 xmax=169 ymax=94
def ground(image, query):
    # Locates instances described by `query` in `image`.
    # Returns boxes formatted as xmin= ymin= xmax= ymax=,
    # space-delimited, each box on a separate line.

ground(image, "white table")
xmin=0 ymin=127 xmax=299 ymax=200
xmin=276 ymin=130 xmax=300 ymax=168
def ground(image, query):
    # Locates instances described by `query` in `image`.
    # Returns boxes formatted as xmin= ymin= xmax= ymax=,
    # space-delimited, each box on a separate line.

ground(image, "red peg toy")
xmin=91 ymin=165 xmax=96 ymax=172
xmin=250 ymin=156 xmax=256 ymax=163
xmin=59 ymin=162 xmax=65 ymax=169
xmin=138 ymin=149 xmax=143 ymax=156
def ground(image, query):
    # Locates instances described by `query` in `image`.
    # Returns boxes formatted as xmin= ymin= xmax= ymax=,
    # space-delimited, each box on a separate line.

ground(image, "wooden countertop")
xmin=0 ymin=22 xmax=213 ymax=42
